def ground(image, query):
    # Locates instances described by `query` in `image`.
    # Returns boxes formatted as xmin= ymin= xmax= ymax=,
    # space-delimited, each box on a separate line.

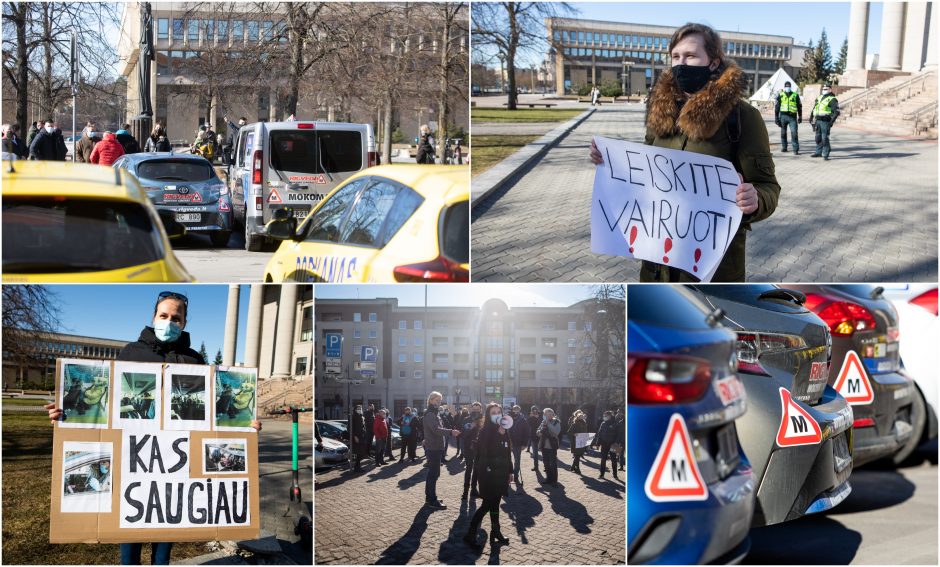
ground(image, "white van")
xmin=228 ymin=120 xmax=377 ymax=251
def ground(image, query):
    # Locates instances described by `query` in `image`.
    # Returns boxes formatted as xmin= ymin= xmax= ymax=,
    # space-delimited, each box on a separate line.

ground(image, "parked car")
xmin=2 ymin=161 xmax=191 ymax=282
xmin=628 ymin=285 xmax=754 ymax=564
xmin=227 ymin=120 xmax=378 ymax=251
xmin=315 ymin=435 xmax=349 ymax=470
xmin=113 ymin=152 xmax=234 ymax=247
xmin=317 ymin=420 xmax=349 ymax=442
xmin=791 ymin=284 xmax=921 ymax=465
xmin=689 ymin=285 xmax=854 ymax=526
xmin=263 ymin=165 xmax=469 ymax=283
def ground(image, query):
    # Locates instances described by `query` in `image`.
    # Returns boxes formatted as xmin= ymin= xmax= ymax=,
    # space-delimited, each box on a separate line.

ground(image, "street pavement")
xmin=744 ymin=448 xmax=938 ymax=565
xmin=470 ymin=104 xmax=939 ymax=282
xmin=314 ymin=446 xmax=626 ymax=564
xmin=257 ymin=418 xmax=313 ymax=562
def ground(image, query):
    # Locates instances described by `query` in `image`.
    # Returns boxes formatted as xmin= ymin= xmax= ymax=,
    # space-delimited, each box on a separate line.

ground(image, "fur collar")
xmin=646 ymin=63 xmax=748 ymax=141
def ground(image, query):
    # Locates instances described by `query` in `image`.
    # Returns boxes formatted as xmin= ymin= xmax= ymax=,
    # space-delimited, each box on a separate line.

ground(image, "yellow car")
xmin=2 ymin=160 xmax=193 ymax=282
xmin=263 ymin=164 xmax=469 ymax=282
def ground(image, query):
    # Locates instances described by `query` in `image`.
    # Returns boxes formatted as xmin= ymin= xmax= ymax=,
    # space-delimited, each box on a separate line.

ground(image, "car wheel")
xmin=210 ymin=231 xmax=231 ymax=248
xmin=893 ymin=384 xmax=927 ymax=465
xmin=244 ymin=209 xmax=263 ymax=252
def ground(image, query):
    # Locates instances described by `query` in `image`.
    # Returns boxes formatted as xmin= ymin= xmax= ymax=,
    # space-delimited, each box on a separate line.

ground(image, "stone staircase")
xmin=257 ymin=378 xmax=314 ymax=423
xmin=838 ymin=70 xmax=937 ymax=137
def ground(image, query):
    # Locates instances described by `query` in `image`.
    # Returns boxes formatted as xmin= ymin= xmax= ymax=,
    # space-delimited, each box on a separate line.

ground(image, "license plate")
xmin=176 ymin=213 xmax=201 ymax=222
xmin=293 ymin=210 xmax=308 ymax=219
xmin=715 ymin=423 xmax=740 ymax=479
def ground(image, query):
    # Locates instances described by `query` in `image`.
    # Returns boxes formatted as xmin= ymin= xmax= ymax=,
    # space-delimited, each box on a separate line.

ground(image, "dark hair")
xmin=123 ymin=123 xmax=131 ymax=130
xmin=153 ymin=296 xmax=187 ymax=321
xmin=668 ymin=23 xmax=731 ymax=78
xmin=239 ymin=116 xmax=247 ymax=122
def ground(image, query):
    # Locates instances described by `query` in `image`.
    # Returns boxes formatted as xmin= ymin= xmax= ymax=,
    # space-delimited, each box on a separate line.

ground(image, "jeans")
xmin=530 ymin=438 xmax=540 ymax=466
xmin=425 ymin=449 xmax=442 ymax=502
xmin=463 ymin=455 xmax=479 ymax=494
xmin=401 ymin=435 xmax=417 ymax=460
xmin=572 ymin=448 xmax=585 ymax=472
xmin=511 ymin=444 xmax=523 ymax=480
xmin=120 ymin=542 xmax=173 ymax=565
xmin=779 ymin=112 xmax=799 ymax=152
xmin=374 ymin=439 xmax=386 ymax=464
xmin=599 ymin=444 xmax=617 ymax=476
xmin=814 ymin=119 xmax=832 ymax=157
xmin=542 ymin=448 xmax=558 ymax=483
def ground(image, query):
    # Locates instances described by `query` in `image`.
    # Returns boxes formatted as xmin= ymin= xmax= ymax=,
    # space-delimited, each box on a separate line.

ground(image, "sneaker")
xmin=824 ymin=156 xmax=830 ymax=160
xmin=426 ymin=500 xmax=447 ymax=510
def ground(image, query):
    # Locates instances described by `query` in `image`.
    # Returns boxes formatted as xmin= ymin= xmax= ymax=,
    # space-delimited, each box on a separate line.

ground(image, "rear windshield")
xmin=629 ymin=286 xmax=713 ymax=329
xmin=137 ymin=159 xmax=214 ymax=182
xmin=3 ymin=198 xmax=163 ymax=273
xmin=440 ymin=201 xmax=469 ymax=263
xmin=269 ymin=130 xmax=362 ymax=174
xmin=828 ymin=285 xmax=878 ymax=300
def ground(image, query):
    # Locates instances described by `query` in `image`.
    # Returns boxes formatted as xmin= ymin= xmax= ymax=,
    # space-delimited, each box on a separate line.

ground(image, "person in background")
xmin=397 ymin=407 xmax=418 ymax=462
xmin=422 ymin=391 xmax=461 ymax=509
xmin=384 ymin=408 xmax=394 ymax=461
xmin=508 ymin=405 xmax=529 ymax=487
xmin=52 ymin=124 xmax=68 ymax=160
xmin=592 ymin=410 xmax=620 ymax=480
xmin=462 ymin=403 xmax=484 ymax=500
xmin=364 ymin=405 xmax=376 ymax=460
xmin=89 ymin=131 xmax=125 ymax=166
xmin=616 ymin=409 xmax=625 ymax=471
xmin=567 ymin=410 xmax=588 ymax=475
xmin=26 ymin=121 xmax=42 ymax=148
xmin=440 ymin=404 xmax=454 ymax=463
xmin=145 ymin=122 xmax=169 ymax=152
xmin=774 ymin=80 xmax=802 ymax=154
xmin=115 ymin=123 xmax=142 ymax=154
xmin=453 ymin=406 xmax=466 ymax=460
xmin=463 ymin=403 xmax=513 ymax=549
xmin=810 ymin=83 xmax=841 ymax=161
xmin=537 ymin=408 xmax=561 ymax=485
xmin=223 ymin=115 xmax=246 ymax=164
xmin=351 ymin=404 xmax=369 ymax=471
xmin=373 ymin=409 xmax=388 ymax=466
xmin=416 ymin=124 xmax=435 ymax=164
xmin=2 ymin=124 xmax=29 ymax=158
xmin=29 ymin=120 xmax=60 ymax=160
xmin=75 ymin=122 xmax=102 ymax=163
xmin=527 ymin=406 xmax=541 ymax=470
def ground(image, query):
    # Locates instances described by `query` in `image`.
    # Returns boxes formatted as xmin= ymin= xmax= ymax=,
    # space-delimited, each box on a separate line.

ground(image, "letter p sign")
xmin=360 ymin=346 xmax=377 ymax=363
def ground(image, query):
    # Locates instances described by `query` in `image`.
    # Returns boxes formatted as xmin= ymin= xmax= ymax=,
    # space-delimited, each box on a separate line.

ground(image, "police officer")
xmin=774 ymin=81 xmax=802 ymax=154
xmin=810 ymin=83 xmax=840 ymax=161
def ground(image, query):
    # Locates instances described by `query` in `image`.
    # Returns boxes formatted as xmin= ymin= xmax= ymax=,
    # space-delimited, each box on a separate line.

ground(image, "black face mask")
xmin=672 ymin=64 xmax=714 ymax=94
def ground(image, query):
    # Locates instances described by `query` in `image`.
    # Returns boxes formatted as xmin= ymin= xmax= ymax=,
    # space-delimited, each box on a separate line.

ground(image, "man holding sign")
xmin=589 ymin=23 xmax=780 ymax=282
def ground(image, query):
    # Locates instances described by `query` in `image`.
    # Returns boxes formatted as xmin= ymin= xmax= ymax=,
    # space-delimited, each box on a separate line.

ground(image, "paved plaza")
xmin=314 ymin=447 xmax=626 ymax=565
xmin=471 ymin=104 xmax=938 ymax=282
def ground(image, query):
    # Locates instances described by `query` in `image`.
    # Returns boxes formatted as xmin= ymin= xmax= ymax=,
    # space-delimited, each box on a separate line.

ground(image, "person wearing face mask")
xmin=774 ymin=81 xmax=803 ymax=154
xmin=223 ymin=115 xmax=246 ymax=164
xmin=75 ymin=122 xmax=103 ymax=163
xmin=567 ymin=410 xmax=588 ymax=475
xmin=536 ymin=408 xmax=561 ymax=484
xmin=809 ymin=83 xmax=840 ymax=161
xmin=28 ymin=120 xmax=61 ymax=161
xmin=45 ymin=290 xmax=260 ymax=565
xmin=591 ymin=411 xmax=620 ymax=480
xmin=422 ymin=391 xmax=461 ymax=509
xmin=507 ymin=405 xmax=529 ymax=487
xmin=87 ymin=459 xmax=112 ymax=492
xmin=364 ymin=404 xmax=376 ymax=460
xmin=351 ymin=404 xmax=369 ymax=471
xmin=589 ymin=23 xmax=780 ymax=282
xmin=396 ymin=407 xmax=418 ymax=462
xmin=527 ymin=406 xmax=541 ymax=468
xmin=463 ymin=403 xmax=513 ymax=549
xmin=462 ymin=402 xmax=484 ymax=500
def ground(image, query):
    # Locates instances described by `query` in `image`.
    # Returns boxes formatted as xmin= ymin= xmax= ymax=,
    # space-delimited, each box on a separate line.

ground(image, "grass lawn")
xmin=471 ymin=108 xmax=583 ymax=123
xmin=1 ymin=412 xmax=211 ymax=565
xmin=470 ymin=135 xmax=540 ymax=177
xmin=2 ymin=397 xmax=52 ymax=406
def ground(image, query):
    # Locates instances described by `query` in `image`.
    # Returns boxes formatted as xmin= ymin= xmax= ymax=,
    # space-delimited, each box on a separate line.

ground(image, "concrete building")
xmin=116 ymin=2 xmax=468 ymax=145
xmin=843 ymin=1 xmax=935 ymax=86
xmin=314 ymin=297 xmax=625 ymax=423
xmin=2 ymin=332 xmax=128 ymax=390
xmin=222 ymin=284 xmax=314 ymax=382
xmin=546 ymin=17 xmax=797 ymax=95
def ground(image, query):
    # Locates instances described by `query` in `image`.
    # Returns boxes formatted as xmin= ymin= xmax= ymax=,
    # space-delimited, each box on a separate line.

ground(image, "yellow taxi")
xmin=263 ymin=164 xmax=469 ymax=282
xmin=2 ymin=160 xmax=193 ymax=282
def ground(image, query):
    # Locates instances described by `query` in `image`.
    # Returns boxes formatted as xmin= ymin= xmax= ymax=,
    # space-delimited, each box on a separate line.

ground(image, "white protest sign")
xmin=590 ymin=136 xmax=743 ymax=281
xmin=575 ymin=432 xmax=594 ymax=449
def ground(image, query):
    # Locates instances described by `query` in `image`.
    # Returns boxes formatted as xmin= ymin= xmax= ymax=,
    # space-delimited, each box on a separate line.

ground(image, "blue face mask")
xmin=490 ymin=413 xmax=502 ymax=425
xmin=100 ymin=463 xmax=109 ymax=474
xmin=153 ymin=319 xmax=182 ymax=342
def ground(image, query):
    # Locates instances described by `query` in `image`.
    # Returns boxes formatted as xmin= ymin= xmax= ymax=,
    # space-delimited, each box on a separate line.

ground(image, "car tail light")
xmin=296 ymin=123 xmax=315 ymax=129
xmin=218 ymin=197 xmax=230 ymax=212
xmin=735 ymin=331 xmax=806 ymax=376
xmin=853 ymin=417 xmax=875 ymax=428
xmin=367 ymin=151 xmax=379 ymax=167
xmin=255 ymin=196 xmax=263 ymax=211
xmin=251 ymin=149 xmax=263 ymax=184
xmin=803 ymin=293 xmax=878 ymax=336
xmin=628 ymin=353 xmax=712 ymax=404
xmin=910 ymin=288 xmax=938 ymax=316
xmin=392 ymin=256 xmax=468 ymax=282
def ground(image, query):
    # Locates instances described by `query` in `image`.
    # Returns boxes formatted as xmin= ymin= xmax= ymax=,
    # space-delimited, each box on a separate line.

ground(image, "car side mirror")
xmin=157 ymin=209 xmax=187 ymax=240
xmin=264 ymin=212 xmax=299 ymax=241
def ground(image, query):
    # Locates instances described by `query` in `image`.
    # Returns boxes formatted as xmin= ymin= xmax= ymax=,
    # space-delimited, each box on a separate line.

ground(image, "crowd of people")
xmin=345 ymin=391 xmax=625 ymax=550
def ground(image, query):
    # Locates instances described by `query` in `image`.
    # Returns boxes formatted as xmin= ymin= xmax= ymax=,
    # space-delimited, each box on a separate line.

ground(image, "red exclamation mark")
xmin=693 ymin=248 xmax=702 ymax=272
xmin=663 ymin=238 xmax=673 ymax=264
xmin=629 ymin=226 xmax=638 ymax=253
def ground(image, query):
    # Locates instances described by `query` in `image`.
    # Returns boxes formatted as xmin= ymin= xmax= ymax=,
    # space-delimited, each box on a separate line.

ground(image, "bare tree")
xmin=471 ymin=2 xmax=573 ymax=110
xmin=2 ymin=285 xmax=62 ymax=389
xmin=428 ymin=2 xmax=468 ymax=162
xmin=2 ymin=2 xmax=32 ymax=134
xmin=578 ymin=285 xmax=625 ymax=410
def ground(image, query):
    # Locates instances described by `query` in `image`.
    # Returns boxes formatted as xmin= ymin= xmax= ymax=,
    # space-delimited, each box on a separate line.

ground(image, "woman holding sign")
xmin=590 ymin=23 xmax=780 ymax=282
xmin=46 ymin=291 xmax=261 ymax=566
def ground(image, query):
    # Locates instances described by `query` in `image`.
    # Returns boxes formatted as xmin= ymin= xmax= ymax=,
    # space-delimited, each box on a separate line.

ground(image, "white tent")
xmin=749 ymin=68 xmax=800 ymax=102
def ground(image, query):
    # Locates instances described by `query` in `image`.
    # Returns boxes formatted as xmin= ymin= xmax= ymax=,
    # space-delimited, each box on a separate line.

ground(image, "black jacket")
xmin=224 ymin=121 xmax=241 ymax=147
xmin=567 ymin=417 xmax=588 ymax=452
xmin=476 ymin=424 xmax=513 ymax=497
xmin=116 ymin=132 xmax=141 ymax=154
xmin=351 ymin=413 xmax=368 ymax=451
xmin=594 ymin=419 xmax=618 ymax=447
xmin=509 ymin=411 xmax=529 ymax=447
xmin=29 ymin=129 xmax=59 ymax=160
xmin=526 ymin=414 xmax=541 ymax=441
xmin=3 ymin=134 xmax=28 ymax=158
xmin=117 ymin=326 xmax=205 ymax=364
xmin=53 ymin=129 xmax=67 ymax=160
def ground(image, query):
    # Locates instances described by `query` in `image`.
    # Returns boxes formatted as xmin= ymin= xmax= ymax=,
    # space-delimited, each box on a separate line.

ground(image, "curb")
xmin=470 ymin=107 xmax=596 ymax=208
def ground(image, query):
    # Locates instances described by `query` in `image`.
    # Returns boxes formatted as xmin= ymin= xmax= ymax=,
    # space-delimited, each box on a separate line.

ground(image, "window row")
xmin=158 ymin=17 xmax=286 ymax=44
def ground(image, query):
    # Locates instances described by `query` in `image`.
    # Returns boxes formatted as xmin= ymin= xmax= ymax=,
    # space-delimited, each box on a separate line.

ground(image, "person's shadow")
xmin=505 ymin=485 xmax=542 ymax=545
xmin=535 ymin=482 xmax=593 ymax=534
xmin=397 ymin=466 xmax=428 ymax=491
xmin=376 ymin=505 xmax=436 ymax=564
xmin=438 ymin=499 xmax=484 ymax=565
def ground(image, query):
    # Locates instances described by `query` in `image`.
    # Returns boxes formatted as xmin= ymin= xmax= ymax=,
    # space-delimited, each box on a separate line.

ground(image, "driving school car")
xmin=113 ymin=153 xmax=234 ymax=247
xmin=689 ymin=285 xmax=854 ymax=526
xmin=2 ymin=160 xmax=192 ymax=282
xmin=227 ymin=120 xmax=377 ymax=251
xmin=793 ymin=285 xmax=921 ymax=466
xmin=628 ymin=285 xmax=755 ymax=565
xmin=262 ymin=165 xmax=469 ymax=283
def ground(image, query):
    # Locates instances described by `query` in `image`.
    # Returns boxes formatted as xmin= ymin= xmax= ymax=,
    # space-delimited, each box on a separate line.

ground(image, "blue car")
xmin=629 ymin=285 xmax=755 ymax=565
xmin=113 ymin=152 xmax=234 ymax=247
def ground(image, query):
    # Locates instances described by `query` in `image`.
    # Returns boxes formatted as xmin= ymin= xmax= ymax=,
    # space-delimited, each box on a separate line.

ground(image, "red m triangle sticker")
xmin=833 ymin=350 xmax=874 ymax=405
xmin=268 ymin=188 xmax=283 ymax=203
xmin=776 ymin=387 xmax=822 ymax=447
xmin=644 ymin=413 xmax=708 ymax=502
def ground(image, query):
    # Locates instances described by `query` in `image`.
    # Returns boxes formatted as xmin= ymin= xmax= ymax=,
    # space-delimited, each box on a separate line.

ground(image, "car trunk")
xmin=828 ymin=285 xmax=901 ymax=375
xmin=135 ymin=159 xmax=221 ymax=206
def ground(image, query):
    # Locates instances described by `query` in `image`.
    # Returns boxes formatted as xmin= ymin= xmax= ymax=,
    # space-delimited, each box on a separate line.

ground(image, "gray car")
xmin=113 ymin=152 xmax=234 ymax=247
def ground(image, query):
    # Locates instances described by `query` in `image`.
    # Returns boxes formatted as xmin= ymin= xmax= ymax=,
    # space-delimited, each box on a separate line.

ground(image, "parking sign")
xmin=325 ymin=333 xmax=342 ymax=358
xmin=360 ymin=346 xmax=377 ymax=376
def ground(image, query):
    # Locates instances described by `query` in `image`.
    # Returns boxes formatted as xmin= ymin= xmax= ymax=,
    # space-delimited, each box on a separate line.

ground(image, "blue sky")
xmin=485 ymin=2 xmax=884 ymax=67
xmin=48 ymin=285 xmax=250 ymax=361
xmin=315 ymin=284 xmax=602 ymax=308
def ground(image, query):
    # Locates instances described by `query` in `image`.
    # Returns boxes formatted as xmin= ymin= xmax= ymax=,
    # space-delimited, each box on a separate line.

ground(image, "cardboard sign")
xmin=575 ymin=432 xmax=595 ymax=449
xmin=644 ymin=413 xmax=708 ymax=502
xmin=50 ymin=359 xmax=260 ymax=543
xmin=590 ymin=136 xmax=744 ymax=281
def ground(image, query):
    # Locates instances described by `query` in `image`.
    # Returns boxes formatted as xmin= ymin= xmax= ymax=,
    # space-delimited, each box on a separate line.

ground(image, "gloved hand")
xmin=775 ymin=119 xmax=781 ymax=127
xmin=798 ymin=117 xmax=803 ymax=124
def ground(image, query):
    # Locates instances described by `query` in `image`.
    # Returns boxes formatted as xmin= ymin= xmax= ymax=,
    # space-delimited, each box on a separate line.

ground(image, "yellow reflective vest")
xmin=778 ymin=91 xmax=799 ymax=113
xmin=813 ymin=94 xmax=835 ymax=117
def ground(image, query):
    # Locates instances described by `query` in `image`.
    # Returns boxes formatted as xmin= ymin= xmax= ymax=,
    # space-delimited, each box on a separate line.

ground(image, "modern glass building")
xmin=546 ymin=17 xmax=797 ymax=96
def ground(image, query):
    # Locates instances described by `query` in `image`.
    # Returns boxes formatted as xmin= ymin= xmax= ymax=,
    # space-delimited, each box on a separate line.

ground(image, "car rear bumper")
xmin=852 ymin=371 xmax=915 ymax=466
xmin=155 ymin=204 xmax=233 ymax=232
